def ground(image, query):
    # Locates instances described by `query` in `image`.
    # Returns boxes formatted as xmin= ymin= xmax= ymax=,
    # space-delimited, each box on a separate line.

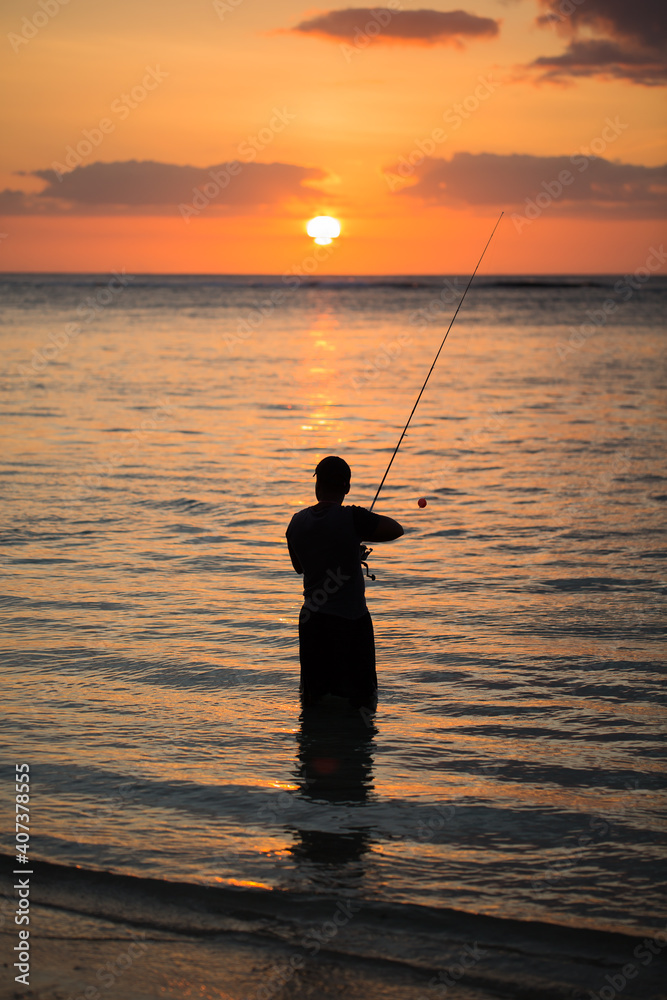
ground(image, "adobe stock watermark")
xmin=555 ymin=449 xmax=631 ymax=535
xmin=540 ymin=0 xmax=586 ymax=29
xmin=299 ymin=567 xmax=351 ymax=622
xmin=178 ymin=107 xmax=296 ymax=221
xmin=384 ymin=77 xmax=501 ymax=191
xmin=51 ymin=67 xmax=169 ymax=178
xmin=350 ymin=276 xmax=465 ymax=391
xmin=247 ymin=897 xmax=362 ymax=1000
xmin=512 ymin=117 xmax=629 ymax=233
xmin=409 ymin=277 xmax=463 ymax=333
xmin=556 ymin=245 xmax=666 ymax=360
xmin=349 ymin=329 xmax=415 ymax=390
xmin=212 ymin=0 xmax=243 ymax=20
xmin=224 ymin=240 xmax=338 ymax=349
xmin=73 ymin=767 xmax=145 ymax=844
xmin=62 ymin=932 xmax=148 ymax=1000
xmin=531 ymin=814 xmax=611 ymax=896
xmin=70 ymin=398 xmax=174 ymax=496
xmin=417 ymin=942 xmax=488 ymax=998
xmin=8 ymin=0 xmax=69 ymax=54
xmin=577 ymin=925 xmax=667 ymax=1000
xmin=16 ymin=270 xmax=135 ymax=377
xmin=415 ymin=763 xmax=503 ymax=843
xmin=533 ymin=781 xmax=652 ymax=902
xmin=425 ymin=406 xmax=506 ymax=493
xmin=244 ymin=434 xmax=314 ymax=510
xmin=339 ymin=1 xmax=403 ymax=63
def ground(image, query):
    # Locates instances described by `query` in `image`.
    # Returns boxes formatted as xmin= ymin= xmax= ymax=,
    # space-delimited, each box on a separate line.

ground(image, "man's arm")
xmin=287 ymin=540 xmax=303 ymax=574
xmin=367 ymin=514 xmax=404 ymax=542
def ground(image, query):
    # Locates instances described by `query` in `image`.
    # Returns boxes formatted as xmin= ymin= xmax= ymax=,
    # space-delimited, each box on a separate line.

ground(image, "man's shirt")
xmin=286 ymin=503 xmax=380 ymax=619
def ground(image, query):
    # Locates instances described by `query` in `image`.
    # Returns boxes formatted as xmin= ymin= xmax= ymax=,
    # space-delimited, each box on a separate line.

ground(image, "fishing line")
xmin=369 ymin=211 xmax=504 ymax=514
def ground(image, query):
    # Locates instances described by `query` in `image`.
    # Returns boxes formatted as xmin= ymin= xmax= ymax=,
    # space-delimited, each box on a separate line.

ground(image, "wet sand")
xmin=2 ymin=857 xmax=666 ymax=1000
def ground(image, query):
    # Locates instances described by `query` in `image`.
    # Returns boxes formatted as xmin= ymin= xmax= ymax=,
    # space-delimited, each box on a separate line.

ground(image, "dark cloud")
xmin=0 ymin=190 xmax=33 ymax=215
xmin=0 ymin=159 xmax=327 ymax=215
xmin=391 ymin=151 xmax=667 ymax=217
xmin=529 ymin=0 xmax=666 ymax=86
xmin=536 ymin=0 xmax=666 ymax=50
xmin=289 ymin=7 xmax=499 ymax=46
xmin=530 ymin=38 xmax=667 ymax=86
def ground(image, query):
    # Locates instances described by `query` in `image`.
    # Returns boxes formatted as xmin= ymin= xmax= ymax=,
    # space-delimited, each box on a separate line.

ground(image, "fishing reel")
xmin=360 ymin=544 xmax=375 ymax=581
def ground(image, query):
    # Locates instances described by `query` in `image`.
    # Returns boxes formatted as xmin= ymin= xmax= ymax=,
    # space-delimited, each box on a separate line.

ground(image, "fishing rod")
xmin=369 ymin=211 xmax=504 ymax=514
xmin=360 ymin=212 xmax=503 ymax=581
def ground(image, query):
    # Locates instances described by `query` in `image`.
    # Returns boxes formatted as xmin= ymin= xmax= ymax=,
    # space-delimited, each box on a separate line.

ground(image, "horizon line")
xmin=1 ymin=270 xmax=662 ymax=278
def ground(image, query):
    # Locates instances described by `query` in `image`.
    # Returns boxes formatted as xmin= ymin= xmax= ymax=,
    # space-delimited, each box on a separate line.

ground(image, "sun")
xmin=306 ymin=215 xmax=341 ymax=246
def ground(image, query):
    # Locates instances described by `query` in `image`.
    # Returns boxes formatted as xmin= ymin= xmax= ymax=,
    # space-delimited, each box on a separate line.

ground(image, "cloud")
xmin=528 ymin=0 xmax=666 ymax=86
xmin=535 ymin=0 xmax=666 ymax=50
xmin=288 ymin=7 xmax=500 ymax=47
xmin=530 ymin=38 xmax=667 ymax=86
xmin=0 ymin=159 xmax=327 ymax=215
xmin=0 ymin=190 xmax=33 ymax=215
xmin=391 ymin=151 xmax=667 ymax=217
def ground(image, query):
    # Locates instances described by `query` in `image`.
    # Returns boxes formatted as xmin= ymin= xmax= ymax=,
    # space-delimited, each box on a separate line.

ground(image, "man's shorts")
xmin=298 ymin=607 xmax=377 ymax=709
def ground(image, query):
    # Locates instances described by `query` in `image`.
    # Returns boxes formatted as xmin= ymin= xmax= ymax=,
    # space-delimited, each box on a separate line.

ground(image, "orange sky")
xmin=1 ymin=0 xmax=665 ymax=273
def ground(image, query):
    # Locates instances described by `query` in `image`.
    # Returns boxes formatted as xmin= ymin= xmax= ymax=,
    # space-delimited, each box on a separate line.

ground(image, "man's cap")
xmin=313 ymin=455 xmax=351 ymax=484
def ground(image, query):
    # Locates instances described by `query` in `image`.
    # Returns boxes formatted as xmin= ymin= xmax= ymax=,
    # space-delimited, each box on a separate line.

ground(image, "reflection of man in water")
xmin=286 ymin=456 xmax=404 ymax=708
xmin=291 ymin=706 xmax=377 ymax=869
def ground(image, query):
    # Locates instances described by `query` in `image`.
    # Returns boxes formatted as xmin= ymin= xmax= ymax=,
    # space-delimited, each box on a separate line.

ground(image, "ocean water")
xmin=1 ymin=272 xmax=666 ymax=943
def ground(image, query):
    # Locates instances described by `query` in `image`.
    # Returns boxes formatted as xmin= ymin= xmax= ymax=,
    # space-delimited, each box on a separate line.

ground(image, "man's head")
xmin=314 ymin=455 xmax=351 ymax=502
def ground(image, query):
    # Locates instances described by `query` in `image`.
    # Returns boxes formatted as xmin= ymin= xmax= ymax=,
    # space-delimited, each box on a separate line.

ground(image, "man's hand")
xmin=360 ymin=543 xmax=372 ymax=562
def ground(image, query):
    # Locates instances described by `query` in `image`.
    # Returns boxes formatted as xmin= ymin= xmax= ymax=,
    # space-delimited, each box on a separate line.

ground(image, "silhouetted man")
xmin=286 ymin=456 xmax=404 ymax=709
